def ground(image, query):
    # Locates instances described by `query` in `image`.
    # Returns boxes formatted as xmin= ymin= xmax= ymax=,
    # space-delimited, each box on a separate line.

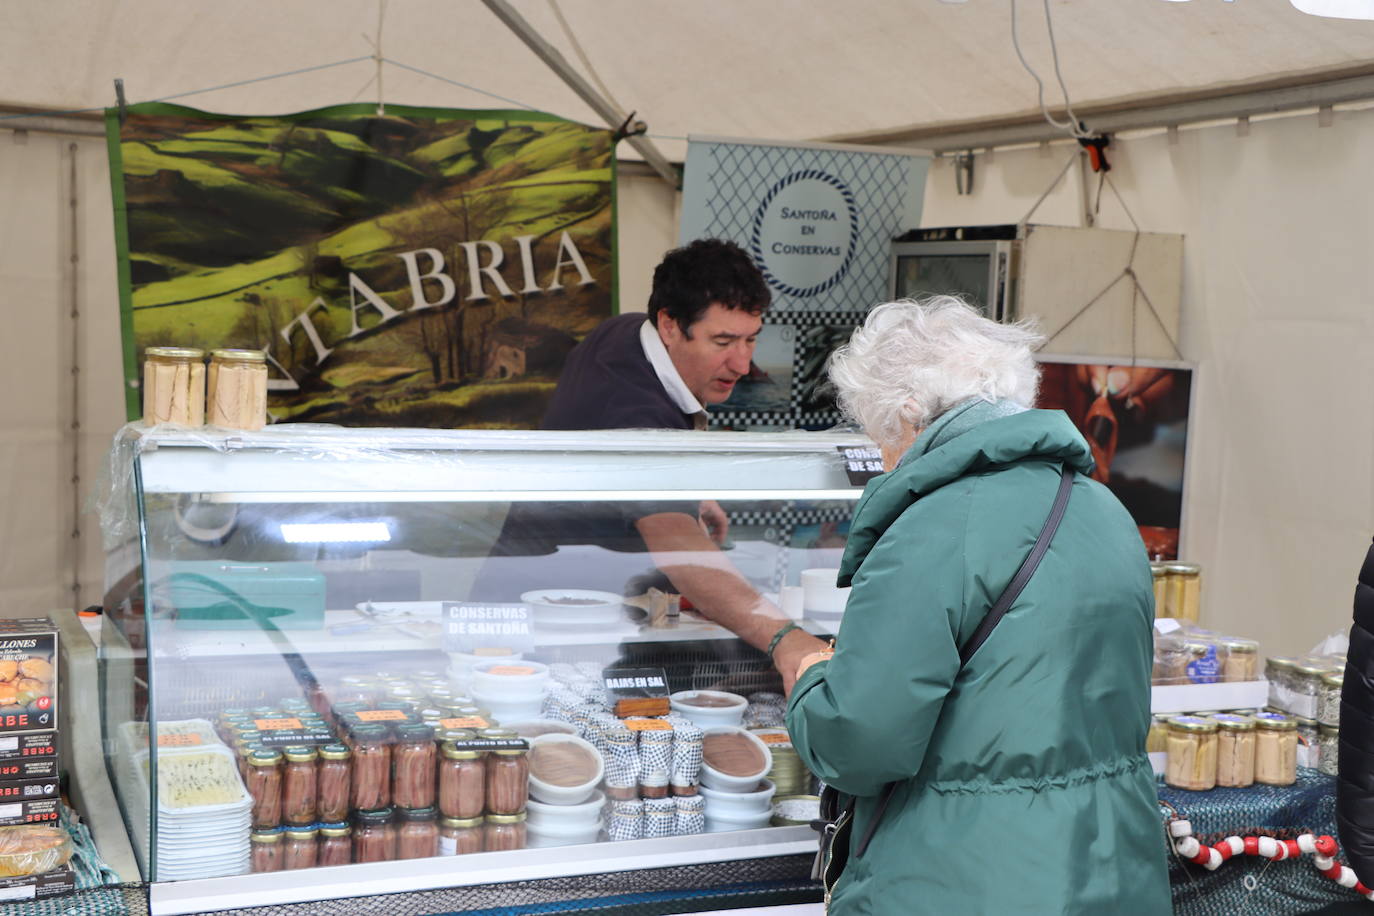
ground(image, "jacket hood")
xmin=838 ymin=401 xmax=1094 ymax=586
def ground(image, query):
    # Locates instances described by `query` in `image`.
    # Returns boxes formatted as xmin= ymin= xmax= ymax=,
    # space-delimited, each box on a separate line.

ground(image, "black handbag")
xmin=810 ymin=464 xmax=1076 ymax=899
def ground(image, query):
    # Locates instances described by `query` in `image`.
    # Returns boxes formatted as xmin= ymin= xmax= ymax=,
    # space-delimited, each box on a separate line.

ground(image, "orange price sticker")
xmin=757 ymin=732 xmax=793 ymax=746
xmin=624 ymin=718 xmax=673 ymax=732
xmin=356 ymin=710 xmax=408 ymax=722
xmin=440 ymin=717 xmax=490 ymax=729
xmin=485 ymin=665 xmax=537 ymax=676
xmin=157 ymin=734 xmax=203 ymax=747
xmin=254 ymin=718 xmax=304 ymax=731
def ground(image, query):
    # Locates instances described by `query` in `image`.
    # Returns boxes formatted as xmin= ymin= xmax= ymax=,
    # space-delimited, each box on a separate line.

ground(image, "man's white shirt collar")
xmin=639 ymin=318 xmax=704 ymax=415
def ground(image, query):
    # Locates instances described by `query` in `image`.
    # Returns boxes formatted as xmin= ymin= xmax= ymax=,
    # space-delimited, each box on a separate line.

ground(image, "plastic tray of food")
xmin=0 ymin=825 xmax=72 ymax=878
xmin=134 ymin=745 xmax=251 ymax=815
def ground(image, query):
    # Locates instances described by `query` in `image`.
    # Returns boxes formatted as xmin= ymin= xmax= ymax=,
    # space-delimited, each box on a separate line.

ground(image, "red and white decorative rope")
xmin=1168 ymin=818 xmax=1374 ymax=901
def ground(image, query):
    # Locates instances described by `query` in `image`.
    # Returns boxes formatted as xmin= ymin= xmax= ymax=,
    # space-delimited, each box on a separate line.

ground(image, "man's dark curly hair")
xmin=647 ymin=239 xmax=771 ymax=337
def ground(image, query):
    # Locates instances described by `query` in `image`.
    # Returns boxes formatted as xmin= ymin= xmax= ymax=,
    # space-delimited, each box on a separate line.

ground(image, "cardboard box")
xmin=0 ymin=778 xmax=58 ymax=802
xmin=0 ymin=864 xmax=76 ymax=902
xmin=0 ymin=730 xmax=57 ymax=764
xmin=0 ymin=758 xmax=56 ymax=781
xmin=0 ymin=619 xmax=58 ymax=733
xmin=0 ymin=797 xmax=59 ymax=827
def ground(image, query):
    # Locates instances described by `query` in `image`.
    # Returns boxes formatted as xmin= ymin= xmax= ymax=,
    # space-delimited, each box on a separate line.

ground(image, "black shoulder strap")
xmin=853 ymin=463 xmax=1076 ymax=858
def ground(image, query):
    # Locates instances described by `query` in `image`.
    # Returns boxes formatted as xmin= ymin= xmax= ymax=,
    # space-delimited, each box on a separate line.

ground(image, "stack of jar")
xmin=1152 ymin=624 xmax=1260 ymax=685
xmin=1163 ymin=712 xmax=1299 ymax=791
xmin=142 ymin=346 xmax=269 ymax=431
xmin=247 ymin=742 xmax=354 ymax=873
xmin=1265 ymin=652 xmax=1345 ymax=775
xmin=1150 ymin=561 xmax=1202 ymax=622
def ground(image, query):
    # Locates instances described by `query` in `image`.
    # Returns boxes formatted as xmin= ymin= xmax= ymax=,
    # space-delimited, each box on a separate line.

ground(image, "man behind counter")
xmin=482 ymin=240 xmax=819 ymax=684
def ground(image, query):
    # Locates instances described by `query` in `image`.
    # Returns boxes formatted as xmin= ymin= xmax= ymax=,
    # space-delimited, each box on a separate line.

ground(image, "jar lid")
xmin=1150 ymin=563 xmax=1168 ymax=578
xmin=1321 ymin=671 xmax=1345 ymax=687
xmin=441 ymin=741 xmax=482 ymax=760
xmin=251 ymin=707 xmax=281 ymax=716
xmin=1266 ymin=656 xmax=1298 ymax=670
xmin=145 ymin=346 xmax=205 ymax=359
xmin=398 ymin=805 xmax=438 ymax=821
xmin=418 ymin=707 xmax=444 ymax=720
xmin=1166 ymin=562 xmax=1201 ymax=575
xmin=1294 ymin=715 xmax=1318 ymax=726
xmin=319 ymin=744 xmax=351 ymax=761
xmin=1253 ymin=712 xmax=1298 ymax=730
xmin=250 ymin=828 xmax=283 ymax=843
xmin=439 ymin=815 xmax=484 ymax=829
xmin=283 ymin=746 xmax=318 ymax=763
xmin=1151 ymin=713 xmax=1174 ymax=724
xmin=285 ymin=826 xmax=319 ymax=839
xmin=1210 ymin=714 xmax=1255 ymax=730
xmin=455 ymin=706 xmax=491 ymax=718
xmin=396 ymin=723 xmax=435 ymax=742
xmin=479 ymin=728 xmax=517 ymax=739
xmin=1167 ymin=716 xmax=1218 ymax=733
xmin=1295 ymin=661 xmax=1332 ymax=677
xmin=350 ymin=724 xmax=391 ymax=742
xmin=1320 ymin=723 xmax=1341 ymax=737
xmin=247 ymin=749 xmax=283 ymax=766
xmin=354 ymin=807 xmax=394 ymax=824
xmin=209 ymin=348 xmax=267 ymax=362
xmin=437 ymin=728 xmax=476 ymax=743
xmin=485 ymin=813 xmax=527 ymax=824
xmin=1221 ymin=638 xmax=1258 ymax=653
xmin=318 ymin=822 xmax=352 ymax=837
xmin=492 ymin=747 xmax=528 ymax=757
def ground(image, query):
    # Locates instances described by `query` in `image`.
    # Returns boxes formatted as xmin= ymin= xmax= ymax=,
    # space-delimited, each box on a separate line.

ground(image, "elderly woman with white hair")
xmin=754 ymin=297 xmax=1170 ymax=913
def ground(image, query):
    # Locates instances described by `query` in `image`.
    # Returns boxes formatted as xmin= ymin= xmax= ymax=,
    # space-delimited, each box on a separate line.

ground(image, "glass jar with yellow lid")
xmin=1211 ymin=714 xmax=1256 ymax=787
xmin=142 ymin=346 xmax=205 ymax=426
xmin=1165 ymin=716 xmax=1218 ymax=791
xmin=1253 ymin=712 xmax=1298 ymax=786
xmin=1221 ymin=638 xmax=1259 ymax=682
xmin=207 ymin=348 xmax=268 ymax=430
xmin=1165 ymin=563 xmax=1201 ymax=622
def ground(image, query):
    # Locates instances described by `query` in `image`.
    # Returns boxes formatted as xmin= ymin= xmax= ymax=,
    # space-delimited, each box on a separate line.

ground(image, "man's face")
xmin=658 ymin=303 xmax=762 ymax=405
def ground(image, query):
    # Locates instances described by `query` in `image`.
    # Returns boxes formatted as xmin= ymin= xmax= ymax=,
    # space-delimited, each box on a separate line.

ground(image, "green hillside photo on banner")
xmin=106 ymin=102 xmax=616 ymax=428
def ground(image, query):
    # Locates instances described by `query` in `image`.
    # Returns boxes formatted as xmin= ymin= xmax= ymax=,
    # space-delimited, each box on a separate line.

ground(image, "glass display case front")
xmin=98 ymin=425 xmax=871 ymax=909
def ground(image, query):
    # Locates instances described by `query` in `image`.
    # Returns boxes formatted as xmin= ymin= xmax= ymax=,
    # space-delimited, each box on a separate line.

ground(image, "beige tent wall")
xmin=912 ymin=107 xmax=1374 ymax=658
xmin=0 ymin=136 xmax=679 ymax=618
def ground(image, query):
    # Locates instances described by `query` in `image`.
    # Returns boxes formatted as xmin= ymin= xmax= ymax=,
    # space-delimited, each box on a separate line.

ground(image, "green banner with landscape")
xmin=106 ymin=102 xmax=615 ymax=428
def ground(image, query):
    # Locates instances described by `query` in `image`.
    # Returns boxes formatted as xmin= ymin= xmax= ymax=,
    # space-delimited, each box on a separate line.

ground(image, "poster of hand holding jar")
xmin=1035 ymin=357 xmax=1194 ymax=560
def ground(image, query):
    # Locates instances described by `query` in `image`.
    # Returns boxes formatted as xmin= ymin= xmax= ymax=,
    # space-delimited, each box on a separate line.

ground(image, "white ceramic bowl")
xmin=801 ymin=568 xmax=850 ymax=616
xmin=527 ymin=734 xmax=605 ymax=805
xmin=470 ymin=659 xmax=550 ymax=701
xmin=705 ymin=808 xmax=773 ymax=833
xmin=526 ymin=790 xmax=606 ymax=828
xmin=698 ymin=778 xmax=776 ymax=815
xmin=527 ymin=822 xmax=603 ymax=847
xmin=521 ymin=588 xmax=625 ymax=628
xmin=507 ymin=719 xmax=579 ymax=739
xmin=447 ymin=650 xmax=523 ymax=692
xmin=698 ymin=726 xmax=773 ymax=792
xmin=669 ymin=689 xmax=747 ymax=728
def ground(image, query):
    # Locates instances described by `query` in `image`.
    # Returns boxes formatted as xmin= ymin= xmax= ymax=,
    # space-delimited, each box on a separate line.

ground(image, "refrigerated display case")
xmin=98 ymin=424 xmax=870 ymax=913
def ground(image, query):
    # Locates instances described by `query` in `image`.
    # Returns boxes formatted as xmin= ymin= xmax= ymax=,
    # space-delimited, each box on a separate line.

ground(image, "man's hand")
xmin=698 ymin=500 xmax=729 ymax=546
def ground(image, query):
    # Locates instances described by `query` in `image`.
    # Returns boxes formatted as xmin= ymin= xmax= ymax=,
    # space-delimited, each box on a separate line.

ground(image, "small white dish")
xmin=507 ymin=719 xmax=579 ymax=739
xmin=521 ymin=589 xmax=625 ymax=628
xmin=526 ymin=790 xmax=606 ymax=828
xmin=704 ymin=809 xmax=773 ymax=832
xmin=800 ymin=568 xmax=850 ymax=616
xmin=470 ymin=659 xmax=550 ymax=700
xmin=527 ymin=734 xmax=605 ymax=806
xmin=698 ymin=778 xmax=776 ymax=815
xmin=669 ymin=689 xmax=747 ymax=728
xmin=527 ymin=822 xmax=603 ymax=847
xmin=699 ymin=726 xmax=772 ymax=792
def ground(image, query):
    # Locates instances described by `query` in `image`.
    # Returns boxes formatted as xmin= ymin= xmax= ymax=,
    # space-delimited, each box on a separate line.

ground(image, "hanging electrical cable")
xmin=547 ymin=0 xmax=627 ymax=120
xmin=1009 ymin=0 xmax=1091 ymax=139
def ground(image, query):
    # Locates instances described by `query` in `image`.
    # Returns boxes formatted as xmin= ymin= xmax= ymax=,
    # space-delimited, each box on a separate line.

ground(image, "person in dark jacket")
xmin=1337 ymin=538 xmax=1374 ymax=883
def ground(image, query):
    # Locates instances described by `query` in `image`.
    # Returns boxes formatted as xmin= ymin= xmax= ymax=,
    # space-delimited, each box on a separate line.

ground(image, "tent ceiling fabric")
xmin=4 ymin=0 xmax=1374 ymax=159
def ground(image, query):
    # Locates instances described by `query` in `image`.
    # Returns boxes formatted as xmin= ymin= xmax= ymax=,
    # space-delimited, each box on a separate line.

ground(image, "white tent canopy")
xmin=6 ymin=0 xmax=1374 ymax=159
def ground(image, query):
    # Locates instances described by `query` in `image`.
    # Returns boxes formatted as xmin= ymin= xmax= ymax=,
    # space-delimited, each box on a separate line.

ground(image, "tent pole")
xmin=479 ymin=0 xmax=680 ymax=189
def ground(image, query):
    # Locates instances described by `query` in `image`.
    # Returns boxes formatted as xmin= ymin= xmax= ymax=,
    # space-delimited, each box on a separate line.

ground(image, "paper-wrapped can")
xmin=608 ymin=799 xmax=644 ymax=841
xmin=674 ymin=794 xmax=706 ymax=836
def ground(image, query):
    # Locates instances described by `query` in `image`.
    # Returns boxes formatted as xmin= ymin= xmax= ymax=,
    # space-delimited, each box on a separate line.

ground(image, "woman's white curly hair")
xmin=828 ymin=296 xmax=1045 ymax=448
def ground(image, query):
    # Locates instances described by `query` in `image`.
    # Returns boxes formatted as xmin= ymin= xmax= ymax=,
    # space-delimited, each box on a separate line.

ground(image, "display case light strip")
xmin=279 ymin=522 xmax=392 ymax=543
xmin=200 ymin=488 xmax=864 ymax=504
